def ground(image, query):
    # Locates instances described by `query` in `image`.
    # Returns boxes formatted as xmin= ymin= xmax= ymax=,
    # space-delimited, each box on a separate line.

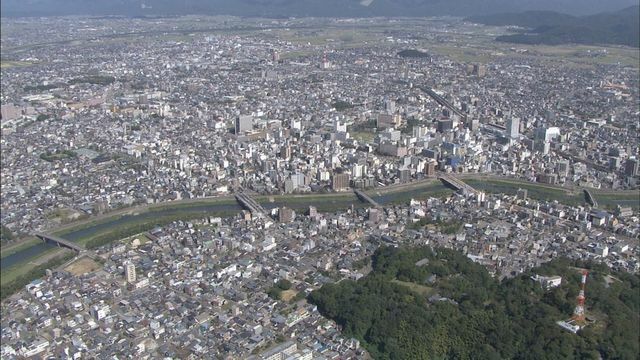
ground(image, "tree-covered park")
xmin=308 ymin=246 xmax=639 ymax=359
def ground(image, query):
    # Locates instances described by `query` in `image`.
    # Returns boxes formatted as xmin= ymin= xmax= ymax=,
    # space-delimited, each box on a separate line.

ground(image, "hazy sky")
xmin=2 ymin=0 xmax=639 ymax=18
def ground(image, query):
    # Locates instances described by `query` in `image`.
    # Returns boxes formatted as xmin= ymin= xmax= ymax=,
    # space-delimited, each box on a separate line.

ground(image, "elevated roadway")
xmin=419 ymin=86 xmax=466 ymax=119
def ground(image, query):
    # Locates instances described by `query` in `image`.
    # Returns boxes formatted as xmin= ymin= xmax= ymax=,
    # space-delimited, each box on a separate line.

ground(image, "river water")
xmin=1 ymin=184 xmax=451 ymax=270
xmin=1 ymin=199 xmax=353 ymax=270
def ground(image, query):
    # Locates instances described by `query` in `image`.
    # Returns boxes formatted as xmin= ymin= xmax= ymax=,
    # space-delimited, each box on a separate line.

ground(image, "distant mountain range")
xmin=2 ymin=0 xmax=639 ymax=18
xmin=467 ymin=6 xmax=640 ymax=47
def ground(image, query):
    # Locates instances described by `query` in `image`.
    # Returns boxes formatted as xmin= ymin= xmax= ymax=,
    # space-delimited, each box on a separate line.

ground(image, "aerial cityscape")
xmin=1 ymin=1 xmax=639 ymax=359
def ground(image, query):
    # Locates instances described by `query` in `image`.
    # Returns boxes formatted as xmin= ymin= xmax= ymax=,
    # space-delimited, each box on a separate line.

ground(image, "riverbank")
xmin=1 ymin=176 xmax=638 ymax=302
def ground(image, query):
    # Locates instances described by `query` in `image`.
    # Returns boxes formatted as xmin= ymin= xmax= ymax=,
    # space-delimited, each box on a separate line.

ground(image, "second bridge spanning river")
xmin=235 ymin=192 xmax=268 ymax=217
xmin=438 ymin=174 xmax=478 ymax=195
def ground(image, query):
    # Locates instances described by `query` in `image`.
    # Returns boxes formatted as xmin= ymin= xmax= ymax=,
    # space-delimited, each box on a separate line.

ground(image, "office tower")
xmin=279 ymin=207 xmax=294 ymax=223
xmin=625 ymin=158 xmax=638 ymax=176
xmin=468 ymin=118 xmax=480 ymax=132
xmin=506 ymin=117 xmax=520 ymax=139
xmin=467 ymin=63 xmax=487 ymax=77
xmin=280 ymin=145 xmax=291 ymax=160
xmin=609 ymin=157 xmax=620 ymax=171
xmin=426 ymin=161 xmax=436 ymax=177
xmin=235 ymin=115 xmax=253 ymax=134
xmin=556 ymin=160 xmax=570 ymax=177
xmin=397 ymin=168 xmax=410 ymax=183
xmin=385 ymin=99 xmax=396 ymax=114
xmin=437 ymin=119 xmax=453 ymax=133
xmin=331 ymin=173 xmax=350 ymax=191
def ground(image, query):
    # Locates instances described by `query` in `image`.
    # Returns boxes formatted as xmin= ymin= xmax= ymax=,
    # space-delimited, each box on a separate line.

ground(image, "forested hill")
xmin=308 ymin=246 xmax=640 ymax=359
xmin=467 ymin=6 xmax=640 ymax=47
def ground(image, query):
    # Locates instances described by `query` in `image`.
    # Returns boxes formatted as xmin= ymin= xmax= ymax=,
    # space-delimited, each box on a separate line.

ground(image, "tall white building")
xmin=125 ymin=262 xmax=137 ymax=284
xmin=235 ymin=115 xmax=253 ymax=134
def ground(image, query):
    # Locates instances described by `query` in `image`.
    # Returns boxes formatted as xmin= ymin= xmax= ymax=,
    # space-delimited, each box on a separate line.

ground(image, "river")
xmin=2 ymin=196 xmax=366 ymax=270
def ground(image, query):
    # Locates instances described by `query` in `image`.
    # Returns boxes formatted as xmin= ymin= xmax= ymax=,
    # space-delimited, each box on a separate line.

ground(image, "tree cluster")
xmin=267 ymin=279 xmax=293 ymax=300
xmin=308 ymin=246 xmax=639 ymax=360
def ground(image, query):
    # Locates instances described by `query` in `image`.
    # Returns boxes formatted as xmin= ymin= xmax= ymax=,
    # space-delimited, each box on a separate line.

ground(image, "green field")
xmin=351 ymin=131 xmax=376 ymax=144
xmin=0 ymin=60 xmax=33 ymax=68
xmin=391 ymin=279 xmax=435 ymax=297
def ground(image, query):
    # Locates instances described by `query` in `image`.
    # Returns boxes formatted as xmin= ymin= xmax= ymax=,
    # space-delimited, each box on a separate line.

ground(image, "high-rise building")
xmin=468 ymin=118 xmax=480 ymax=132
xmin=412 ymin=125 xmax=428 ymax=138
xmin=125 ymin=262 xmax=136 ymax=284
xmin=235 ymin=115 xmax=253 ymax=134
xmin=280 ymin=145 xmax=291 ymax=160
xmin=331 ymin=173 xmax=350 ymax=191
xmin=467 ymin=63 xmax=487 ymax=77
xmin=437 ymin=119 xmax=453 ymax=133
xmin=506 ymin=117 xmax=520 ymax=139
xmin=425 ymin=161 xmax=436 ymax=177
xmin=384 ymin=99 xmax=396 ymax=114
xmin=556 ymin=160 xmax=570 ymax=177
xmin=625 ymin=158 xmax=638 ymax=176
xmin=397 ymin=168 xmax=411 ymax=183
xmin=609 ymin=157 xmax=620 ymax=171
xmin=279 ymin=207 xmax=294 ymax=223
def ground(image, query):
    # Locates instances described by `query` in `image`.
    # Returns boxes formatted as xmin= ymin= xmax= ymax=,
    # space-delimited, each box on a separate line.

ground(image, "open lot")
xmin=64 ymin=257 xmax=102 ymax=276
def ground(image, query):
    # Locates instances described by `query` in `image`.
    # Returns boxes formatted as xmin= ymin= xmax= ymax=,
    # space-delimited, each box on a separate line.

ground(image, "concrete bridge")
xmin=235 ymin=193 xmax=267 ymax=217
xmin=354 ymin=189 xmax=381 ymax=208
xmin=439 ymin=174 xmax=477 ymax=195
xmin=583 ymin=189 xmax=598 ymax=208
xmin=34 ymin=232 xmax=84 ymax=252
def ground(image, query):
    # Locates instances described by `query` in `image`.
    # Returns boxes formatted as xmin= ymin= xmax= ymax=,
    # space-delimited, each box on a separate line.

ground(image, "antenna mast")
xmin=571 ymin=270 xmax=588 ymax=325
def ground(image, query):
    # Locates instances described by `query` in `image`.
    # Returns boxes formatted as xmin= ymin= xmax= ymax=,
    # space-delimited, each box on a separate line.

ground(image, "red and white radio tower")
xmin=571 ymin=270 xmax=588 ymax=324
